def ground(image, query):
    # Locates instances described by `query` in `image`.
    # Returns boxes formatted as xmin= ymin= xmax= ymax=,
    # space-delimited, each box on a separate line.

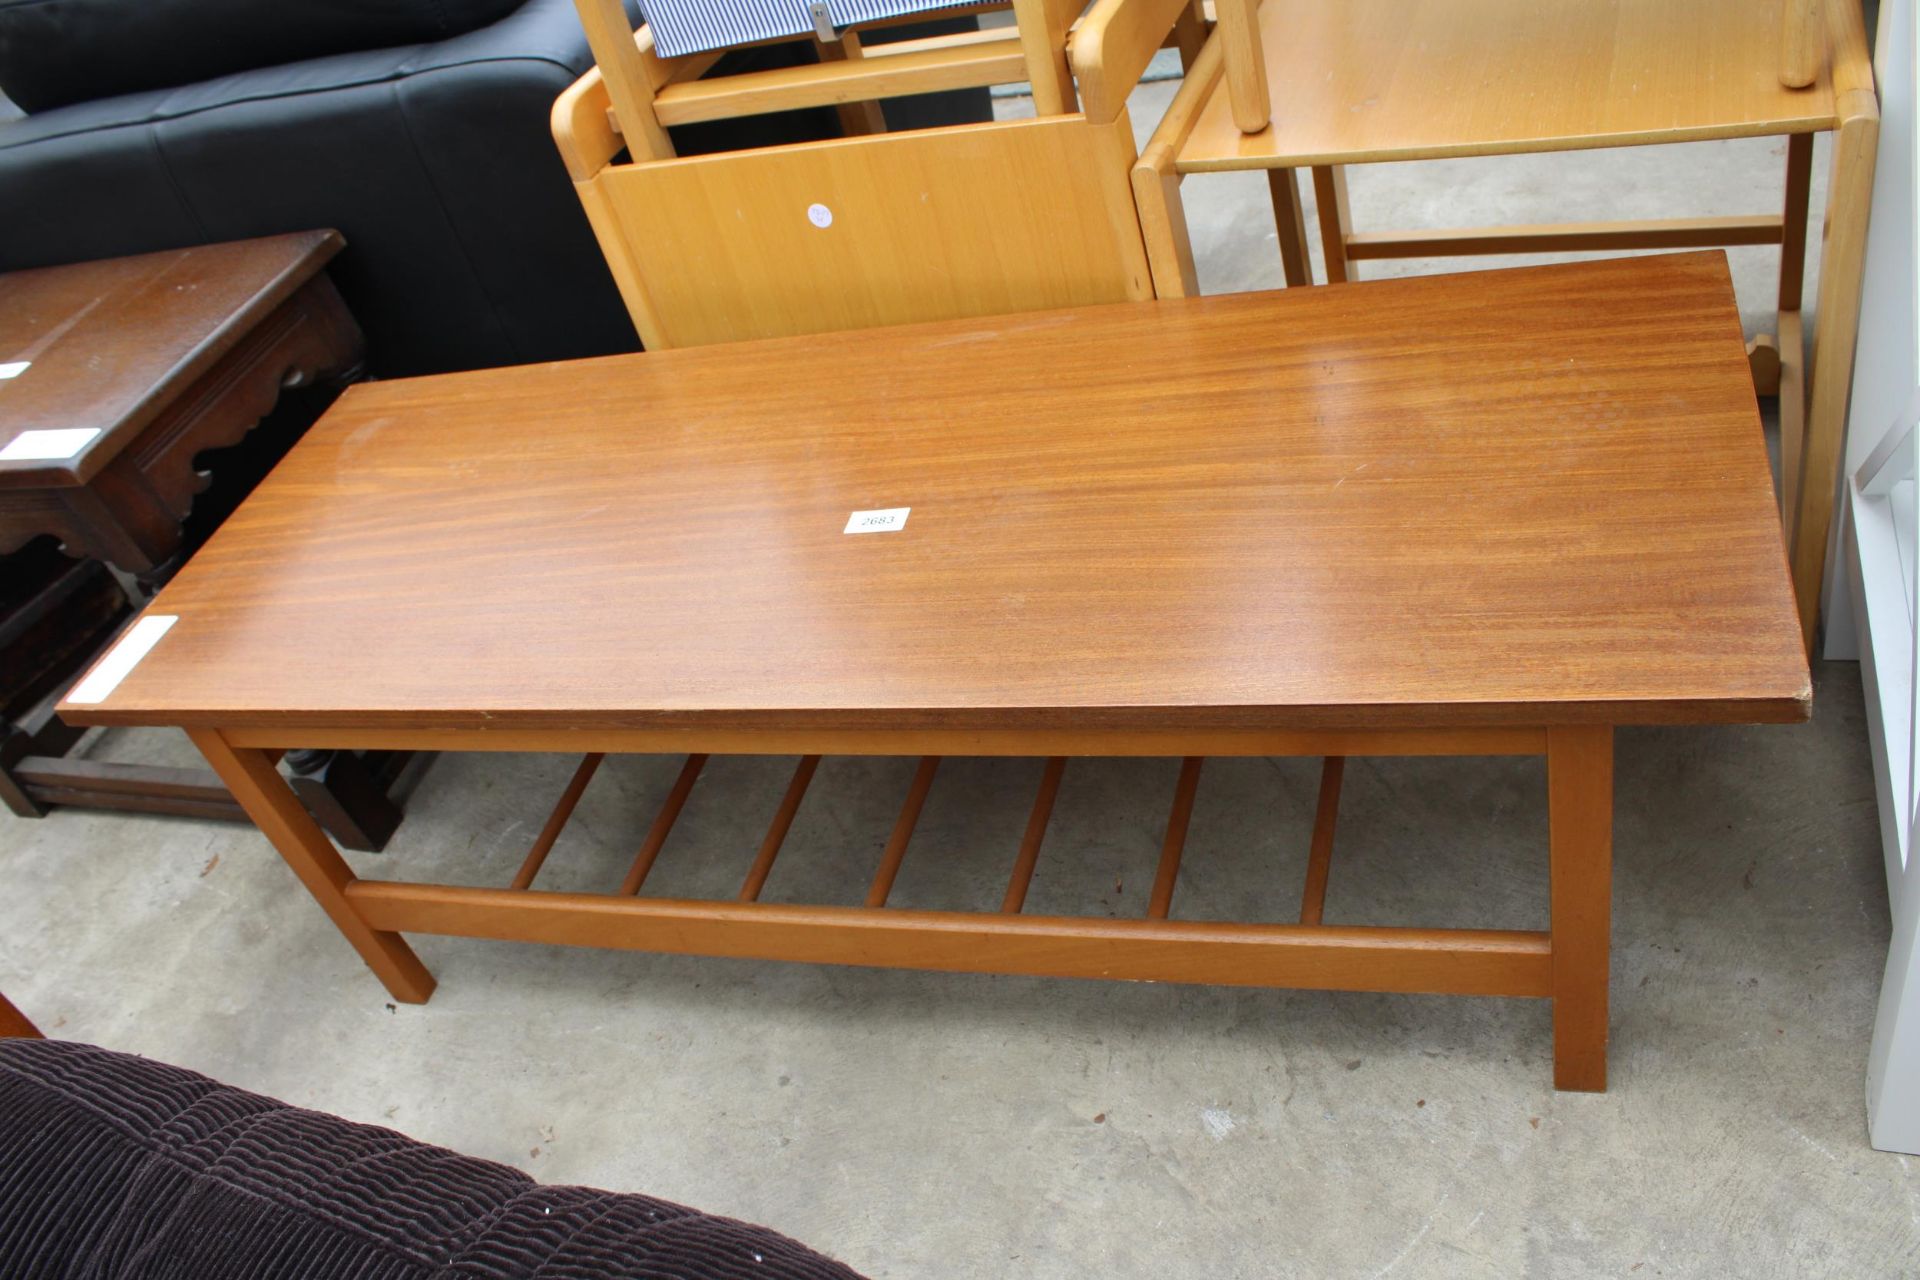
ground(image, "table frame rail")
xmin=188 ymin=722 xmax=1613 ymax=1091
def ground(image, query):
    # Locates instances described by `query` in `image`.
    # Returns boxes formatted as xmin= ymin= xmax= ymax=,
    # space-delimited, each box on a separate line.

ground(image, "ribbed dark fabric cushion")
xmin=0 ymin=1039 xmax=867 ymax=1280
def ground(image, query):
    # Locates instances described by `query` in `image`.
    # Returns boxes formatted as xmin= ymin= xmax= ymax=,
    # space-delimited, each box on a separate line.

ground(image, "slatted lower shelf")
xmin=340 ymin=746 xmax=1556 ymax=1001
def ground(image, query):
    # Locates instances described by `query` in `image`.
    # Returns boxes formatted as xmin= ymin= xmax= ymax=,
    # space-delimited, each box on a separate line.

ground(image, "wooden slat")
xmin=739 ymin=755 xmax=820 ymax=902
xmin=17 ymin=785 xmax=245 ymax=824
xmin=346 ymin=880 xmax=1556 ymax=997
xmin=618 ymin=754 xmax=708 ymax=895
xmin=652 ymin=31 xmax=1026 ymax=125
xmin=1777 ymin=310 xmax=1807 ymax=530
xmin=1298 ymin=756 xmax=1344 ymax=925
xmin=866 ymin=756 xmax=941 ymax=908
xmin=1001 ymin=756 xmax=1066 ymax=913
xmin=510 ymin=753 xmax=604 ymax=891
xmin=1343 ymin=215 xmax=1785 ymax=260
xmin=14 ymin=757 xmax=234 ymax=805
xmin=1148 ymin=757 xmax=1204 ymax=919
xmin=1780 ymin=133 xmax=1815 ymax=311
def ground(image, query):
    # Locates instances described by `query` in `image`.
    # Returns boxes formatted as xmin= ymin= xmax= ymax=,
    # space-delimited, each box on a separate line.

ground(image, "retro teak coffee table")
xmin=60 ymin=252 xmax=1810 ymax=1091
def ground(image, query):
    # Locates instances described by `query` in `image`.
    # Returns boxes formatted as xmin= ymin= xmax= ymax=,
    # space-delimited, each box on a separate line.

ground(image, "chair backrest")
xmin=1210 ymin=0 xmax=1842 ymax=137
xmin=555 ymin=0 xmax=1187 ymax=348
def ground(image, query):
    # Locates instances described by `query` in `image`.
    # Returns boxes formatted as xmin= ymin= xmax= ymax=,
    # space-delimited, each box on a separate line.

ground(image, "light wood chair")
xmin=1132 ymin=0 xmax=1879 ymax=649
xmin=554 ymin=0 xmax=1205 ymax=349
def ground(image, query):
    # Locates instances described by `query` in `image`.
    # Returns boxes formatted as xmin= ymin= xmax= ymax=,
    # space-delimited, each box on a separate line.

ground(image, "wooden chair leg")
xmin=188 ymin=729 xmax=436 ymax=1004
xmin=1790 ymin=109 xmax=1878 ymax=648
xmin=1131 ymin=160 xmax=1201 ymax=298
xmin=1780 ymin=132 xmax=1815 ymax=313
xmin=1311 ymin=166 xmax=1356 ymax=284
xmin=1269 ymin=170 xmax=1314 ymax=287
xmin=1547 ymin=725 xmax=1613 ymax=1092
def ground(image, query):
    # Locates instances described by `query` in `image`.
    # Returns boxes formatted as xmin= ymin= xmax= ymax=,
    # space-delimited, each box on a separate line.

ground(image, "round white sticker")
xmin=807 ymin=203 xmax=833 ymax=229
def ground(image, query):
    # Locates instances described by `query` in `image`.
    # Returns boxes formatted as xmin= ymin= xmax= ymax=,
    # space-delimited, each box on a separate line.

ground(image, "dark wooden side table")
xmin=0 ymin=231 xmax=410 ymax=850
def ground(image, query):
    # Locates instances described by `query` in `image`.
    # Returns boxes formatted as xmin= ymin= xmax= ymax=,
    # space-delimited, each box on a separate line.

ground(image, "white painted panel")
xmin=1843 ymin=0 xmax=1920 ymax=1155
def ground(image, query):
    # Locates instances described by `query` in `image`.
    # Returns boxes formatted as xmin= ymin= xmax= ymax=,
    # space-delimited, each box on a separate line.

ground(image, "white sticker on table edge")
xmin=844 ymin=507 xmax=909 ymax=534
xmin=67 ymin=615 xmax=178 ymax=704
xmin=0 ymin=426 xmax=100 ymax=461
xmin=0 ymin=360 xmax=29 ymax=379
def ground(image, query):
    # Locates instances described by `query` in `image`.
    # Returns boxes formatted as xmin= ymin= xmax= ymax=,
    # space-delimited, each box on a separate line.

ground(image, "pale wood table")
xmin=60 ymin=252 xmax=1809 ymax=1091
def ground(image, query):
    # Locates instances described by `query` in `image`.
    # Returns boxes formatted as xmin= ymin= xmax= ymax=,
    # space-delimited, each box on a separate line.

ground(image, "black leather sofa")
xmin=0 ymin=0 xmax=988 ymax=378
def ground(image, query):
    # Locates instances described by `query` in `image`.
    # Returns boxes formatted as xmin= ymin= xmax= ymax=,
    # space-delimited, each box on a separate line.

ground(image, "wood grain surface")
xmin=0 ymin=232 xmax=344 ymax=489
xmin=1176 ymin=0 xmax=1836 ymax=172
xmin=63 ymin=253 xmax=1808 ymax=734
xmin=592 ymin=114 xmax=1151 ymax=348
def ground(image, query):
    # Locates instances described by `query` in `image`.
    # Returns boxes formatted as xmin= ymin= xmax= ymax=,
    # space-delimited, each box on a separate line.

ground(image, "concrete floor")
xmin=5 ymin=82 xmax=1920 ymax=1280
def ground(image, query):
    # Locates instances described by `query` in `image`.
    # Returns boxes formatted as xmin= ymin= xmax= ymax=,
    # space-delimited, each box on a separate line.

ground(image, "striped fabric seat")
xmin=640 ymin=0 xmax=979 ymax=57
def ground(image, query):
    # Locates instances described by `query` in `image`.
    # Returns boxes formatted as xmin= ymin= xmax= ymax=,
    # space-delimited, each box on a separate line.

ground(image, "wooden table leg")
xmin=0 ymin=991 xmax=41 ymax=1038
xmin=1547 ymin=724 xmax=1613 ymax=1091
xmin=188 ymin=728 xmax=435 ymax=1004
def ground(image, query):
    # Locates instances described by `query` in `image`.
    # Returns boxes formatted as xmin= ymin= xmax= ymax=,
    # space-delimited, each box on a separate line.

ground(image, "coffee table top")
xmin=0 ymin=231 xmax=342 ymax=490
xmin=62 ymin=252 xmax=1808 ymax=734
